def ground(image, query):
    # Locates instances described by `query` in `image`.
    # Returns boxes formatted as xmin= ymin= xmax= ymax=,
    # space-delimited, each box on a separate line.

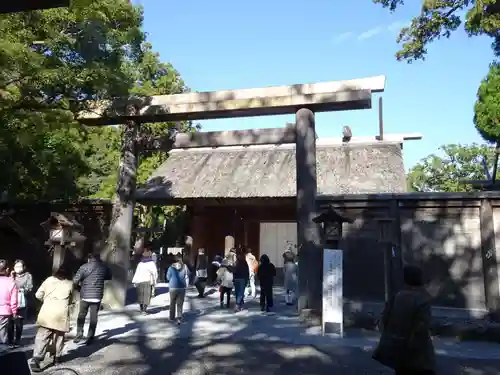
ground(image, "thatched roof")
xmin=136 ymin=140 xmax=407 ymax=201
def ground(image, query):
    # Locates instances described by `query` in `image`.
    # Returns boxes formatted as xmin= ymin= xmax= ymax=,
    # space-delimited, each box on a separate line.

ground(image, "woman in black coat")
xmin=257 ymin=254 xmax=276 ymax=312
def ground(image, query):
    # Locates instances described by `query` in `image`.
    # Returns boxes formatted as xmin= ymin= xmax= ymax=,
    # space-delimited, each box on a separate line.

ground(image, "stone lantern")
xmin=313 ymin=204 xmax=354 ymax=249
xmin=41 ymin=213 xmax=86 ymax=272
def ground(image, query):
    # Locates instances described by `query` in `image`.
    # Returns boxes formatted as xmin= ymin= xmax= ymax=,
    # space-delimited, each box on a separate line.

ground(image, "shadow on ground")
xmin=14 ymin=287 xmax=500 ymax=375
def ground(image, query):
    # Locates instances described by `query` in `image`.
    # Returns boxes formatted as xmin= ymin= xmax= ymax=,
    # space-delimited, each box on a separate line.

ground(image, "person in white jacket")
xmin=132 ymin=249 xmax=158 ymax=315
xmin=245 ymin=248 xmax=258 ymax=299
xmin=283 ymin=251 xmax=298 ymax=305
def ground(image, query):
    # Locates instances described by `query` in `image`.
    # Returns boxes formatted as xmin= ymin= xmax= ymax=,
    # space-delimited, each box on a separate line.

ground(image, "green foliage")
xmin=407 ymin=143 xmax=495 ymax=192
xmin=474 ymin=62 xmax=500 ymax=143
xmin=0 ymin=0 xmax=145 ymax=200
xmin=373 ymin=0 xmax=500 ymax=62
xmin=80 ymin=41 xmax=197 ymax=246
xmin=0 ymin=1 xmax=193 ymax=245
xmin=87 ymin=42 xmax=197 ymax=200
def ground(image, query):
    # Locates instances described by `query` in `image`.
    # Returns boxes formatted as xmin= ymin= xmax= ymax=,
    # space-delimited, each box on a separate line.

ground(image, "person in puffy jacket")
xmin=166 ymin=254 xmax=190 ymax=324
xmin=73 ymin=252 xmax=111 ymax=345
xmin=257 ymin=254 xmax=276 ymax=313
xmin=0 ymin=259 xmax=17 ymax=346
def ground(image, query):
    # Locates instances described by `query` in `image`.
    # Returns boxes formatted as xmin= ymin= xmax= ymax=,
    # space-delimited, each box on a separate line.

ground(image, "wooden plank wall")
xmin=329 ymin=196 xmax=497 ymax=314
xmin=187 ymin=194 xmax=500 ymax=315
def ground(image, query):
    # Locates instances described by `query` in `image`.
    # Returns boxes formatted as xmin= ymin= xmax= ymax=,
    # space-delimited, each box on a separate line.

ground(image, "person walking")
xmin=73 ymin=252 xmax=111 ymax=345
xmin=0 ymin=260 xmax=17 ymax=347
xmin=283 ymin=252 xmax=298 ymax=306
xmin=8 ymin=260 xmax=33 ymax=348
xmin=194 ymin=248 xmax=208 ymax=298
xmin=257 ymin=254 xmax=276 ymax=313
xmin=30 ymin=265 xmax=74 ymax=372
xmin=209 ymin=254 xmax=223 ymax=286
xmin=245 ymin=248 xmax=258 ymax=299
xmin=372 ymin=265 xmax=436 ymax=375
xmin=166 ymin=253 xmax=190 ymax=324
xmin=232 ymin=250 xmax=249 ymax=312
xmin=132 ymin=249 xmax=159 ymax=315
xmin=216 ymin=258 xmax=234 ymax=308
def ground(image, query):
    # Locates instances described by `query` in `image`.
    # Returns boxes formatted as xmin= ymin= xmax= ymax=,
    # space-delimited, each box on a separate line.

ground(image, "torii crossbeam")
xmin=78 ymin=75 xmax=386 ymax=315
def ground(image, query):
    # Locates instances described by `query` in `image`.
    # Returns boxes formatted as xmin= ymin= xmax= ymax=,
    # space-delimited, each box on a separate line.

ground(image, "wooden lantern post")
xmin=313 ymin=205 xmax=354 ymax=249
xmin=42 ymin=213 xmax=86 ymax=273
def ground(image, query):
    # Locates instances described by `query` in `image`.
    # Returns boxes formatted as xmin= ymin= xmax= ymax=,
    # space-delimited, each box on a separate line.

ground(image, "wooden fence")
xmin=319 ymin=192 xmax=500 ymax=319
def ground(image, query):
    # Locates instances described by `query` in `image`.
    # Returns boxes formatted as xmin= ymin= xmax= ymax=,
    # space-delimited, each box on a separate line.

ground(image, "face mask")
xmin=14 ymin=266 xmax=23 ymax=274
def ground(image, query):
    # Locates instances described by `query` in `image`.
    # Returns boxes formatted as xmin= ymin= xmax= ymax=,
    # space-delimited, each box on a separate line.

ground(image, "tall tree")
xmin=87 ymin=42 xmax=199 ymax=199
xmin=407 ymin=143 xmax=495 ymax=192
xmin=373 ymin=0 xmax=500 ymax=62
xmin=83 ymin=42 xmax=199 ymax=248
xmin=474 ymin=62 xmax=500 ymax=143
xmin=0 ymin=0 xmax=144 ymax=200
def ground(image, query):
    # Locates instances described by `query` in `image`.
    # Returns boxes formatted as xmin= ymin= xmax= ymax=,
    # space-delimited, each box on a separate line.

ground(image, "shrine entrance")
xmin=77 ymin=75 xmax=386 ymax=318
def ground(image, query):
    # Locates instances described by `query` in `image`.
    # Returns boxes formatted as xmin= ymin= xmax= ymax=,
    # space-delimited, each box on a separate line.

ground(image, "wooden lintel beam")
xmin=77 ymin=76 xmax=385 ymax=125
xmin=142 ymin=126 xmax=297 ymax=151
xmin=166 ymin=126 xmax=297 ymax=149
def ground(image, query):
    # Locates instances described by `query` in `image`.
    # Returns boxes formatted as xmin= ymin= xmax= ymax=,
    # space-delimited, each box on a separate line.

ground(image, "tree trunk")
xmin=102 ymin=104 xmax=139 ymax=308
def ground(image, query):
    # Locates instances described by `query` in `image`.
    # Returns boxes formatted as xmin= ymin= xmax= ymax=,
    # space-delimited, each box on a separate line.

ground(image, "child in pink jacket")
xmin=0 ymin=260 xmax=18 ymax=345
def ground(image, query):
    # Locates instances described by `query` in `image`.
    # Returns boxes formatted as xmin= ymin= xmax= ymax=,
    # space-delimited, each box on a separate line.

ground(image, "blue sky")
xmin=135 ymin=0 xmax=495 ymax=170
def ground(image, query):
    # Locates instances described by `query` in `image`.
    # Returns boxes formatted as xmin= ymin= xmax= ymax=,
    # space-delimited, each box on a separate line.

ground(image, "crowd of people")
xmin=0 ymin=244 xmax=436 ymax=374
xmin=132 ymin=246 xmax=295 ymax=319
xmin=0 ymin=252 xmax=111 ymax=372
xmin=131 ymin=245 xmax=300 ymax=320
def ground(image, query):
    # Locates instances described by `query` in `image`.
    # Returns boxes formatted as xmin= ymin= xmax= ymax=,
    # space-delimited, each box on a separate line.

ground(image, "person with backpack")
xmin=217 ymin=258 xmax=234 ymax=308
xmin=245 ymin=248 xmax=258 ymax=299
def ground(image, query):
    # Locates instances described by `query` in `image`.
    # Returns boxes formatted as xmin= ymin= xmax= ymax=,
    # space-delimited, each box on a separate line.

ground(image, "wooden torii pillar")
xmin=78 ymin=76 xmax=385 ymax=310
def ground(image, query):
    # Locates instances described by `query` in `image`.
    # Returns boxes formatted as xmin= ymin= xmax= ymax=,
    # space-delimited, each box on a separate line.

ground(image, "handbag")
xmin=196 ymin=269 xmax=207 ymax=278
xmin=372 ymin=332 xmax=411 ymax=369
xmin=372 ymin=297 xmax=420 ymax=369
xmin=17 ymin=289 xmax=26 ymax=309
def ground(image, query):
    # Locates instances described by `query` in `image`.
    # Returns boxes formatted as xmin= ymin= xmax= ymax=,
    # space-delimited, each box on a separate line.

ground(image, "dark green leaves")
xmin=373 ymin=0 xmax=500 ymax=62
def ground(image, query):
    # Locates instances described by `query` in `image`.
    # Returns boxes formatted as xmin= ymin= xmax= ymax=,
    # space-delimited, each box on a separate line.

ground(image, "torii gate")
xmin=78 ymin=75 xmax=386 ymax=317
